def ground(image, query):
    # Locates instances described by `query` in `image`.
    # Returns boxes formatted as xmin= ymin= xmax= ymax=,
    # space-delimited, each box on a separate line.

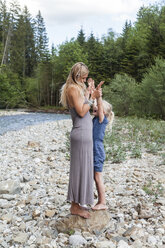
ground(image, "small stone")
xmin=123 ymin=226 xmax=136 ymax=237
xmin=0 ymin=199 xmax=11 ymax=208
xmin=1 ymin=214 xmax=13 ymax=223
xmin=69 ymin=234 xmax=87 ymax=246
xmin=13 ymin=232 xmax=28 ymax=243
xmin=96 ymin=240 xmax=116 ymax=248
xmin=131 ymin=240 xmax=143 ymax=248
xmin=47 ymin=156 xmax=55 ymax=161
xmin=117 ymin=240 xmax=130 ymax=248
xmin=45 ymin=209 xmax=56 ymax=218
xmin=147 ymin=235 xmax=157 ymax=246
xmin=34 ymin=158 xmax=41 ymax=163
xmin=32 ymin=209 xmax=41 ymax=219
xmin=27 ymin=141 xmax=40 ymax=147
xmin=23 ymin=174 xmax=31 ymax=182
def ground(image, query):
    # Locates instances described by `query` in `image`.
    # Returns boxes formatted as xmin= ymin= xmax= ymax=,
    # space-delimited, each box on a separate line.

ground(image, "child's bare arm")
xmin=97 ymin=96 xmax=104 ymax=123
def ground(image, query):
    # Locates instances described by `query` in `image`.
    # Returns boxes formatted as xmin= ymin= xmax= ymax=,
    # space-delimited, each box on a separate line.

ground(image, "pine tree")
xmin=35 ymin=10 xmax=49 ymax=62
xmin=77 ymin=27 xmax=86 ymax=46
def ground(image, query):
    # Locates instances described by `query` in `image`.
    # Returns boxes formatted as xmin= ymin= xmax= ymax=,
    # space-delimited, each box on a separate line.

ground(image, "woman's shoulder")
xmin=67 ymin=84 xmax=80 ymax=96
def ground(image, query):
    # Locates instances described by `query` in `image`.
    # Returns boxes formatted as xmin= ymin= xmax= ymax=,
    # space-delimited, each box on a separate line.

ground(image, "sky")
xmin=16 ymin=0 xmax=160 ymax=47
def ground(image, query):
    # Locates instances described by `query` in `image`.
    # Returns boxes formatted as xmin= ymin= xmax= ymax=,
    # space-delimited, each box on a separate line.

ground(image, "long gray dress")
xmin=67 ymin=105 xmax=94 ymax=206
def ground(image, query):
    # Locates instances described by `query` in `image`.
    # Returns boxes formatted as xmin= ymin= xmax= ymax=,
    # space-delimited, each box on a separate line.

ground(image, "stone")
xmin=55 ymin=210 xmax=110 ymax=233
xmin=45 ymin=209 xmax=56 ymax=218
xmin=0 ymin=180 xmax=21 ymax=194
xmin=0 ymin=199 xmax=11 ymax=208
xmin=147 ymin=235 xmax=157 ymax=246
xmin=123 ymin=226 xmax=136 ymax=237
xmin=13 ymin=232 xmax=28 ymax=243
xmin=1 ymin=214 xmax=13 ymax=223
xmin=32 ymin=209 xmax=41 ymax=219
xmin=96 ymin=240 xmax=116 ymax=248
xmin=131 ymin=240 xmax=143 ymax=248
xmin=117 ymin=240 xmax=130 ymax=248
xmin=1 ymin=194 xmax=17 ymax=200
xmin=69 ymin=234 xmax=87 ymax=246
xmin=27 ymin=141 xmax=40 ymax=147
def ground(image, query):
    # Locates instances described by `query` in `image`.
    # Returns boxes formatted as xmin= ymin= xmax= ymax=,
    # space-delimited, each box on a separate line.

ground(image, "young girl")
xmin=92 ymin=95 xmax=114 ymax=210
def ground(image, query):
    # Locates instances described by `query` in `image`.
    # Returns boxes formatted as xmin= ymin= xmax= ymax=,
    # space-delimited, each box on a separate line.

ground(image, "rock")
xmin=117 ymin=240 xmax=130 ymax=248
xmin=13 ymin=232 xmax=28 ymax=243
xmin=147 ymin=235 xmax=157 ymax=246
xmin=32 ymin=209 xmax=41 ymax=219
xmin=27 ymin=141 xmax=40 ymax=147
xmin=0 ymin=199 xmax=11 ymax=208
xmin=55 ymin=210 xmax=110 ymax=233
xmin=1 ymin=194 xmax=17 ymax=200
xmin=45 ymin=209 xmax=56 ymax=218
xmin=69 ymin=234 xmax=87 ymax=246
xmin=96 ymin=240 xmax=116 ymax=248
xmin=131 ymin=240 xmax=143 ymax=248
xmin=23 ymin=174 xmax=31 ymax=182
xmin=123 ymin=226 xmax=136 ymax=237
xmin=1 ymin=214 xmax=13 ymax=223
xmin=34 ymin=157 xmax=41 ymax=163
xmin=0 ymin=180 xmax=21 ymax=194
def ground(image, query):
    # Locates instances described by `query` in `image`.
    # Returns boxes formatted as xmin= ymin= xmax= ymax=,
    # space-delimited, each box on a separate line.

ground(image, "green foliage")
xmin=139 ymin=57 xmax=165 ymax=119
xmin=103 ymin=73 xmax=137 ymax=116
xmin=143 ymin=181 xmax=164 ymax=199
xmin=1 ymin=0 xmax=165 ymax=119
xmin=25 ymin=77 xmax=39 ymax=106
xmin=0 ymin=69 xmax=25 ymax=108
xmin=104 ymin=116 xmax=165 ymax=163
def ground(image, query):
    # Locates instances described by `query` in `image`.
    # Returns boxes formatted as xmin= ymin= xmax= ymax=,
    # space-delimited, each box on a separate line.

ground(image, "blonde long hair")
xmin=60 ymin=62 xmax=89 ymax=107
xmin=102 ymin=100 xmax=114 ymax=126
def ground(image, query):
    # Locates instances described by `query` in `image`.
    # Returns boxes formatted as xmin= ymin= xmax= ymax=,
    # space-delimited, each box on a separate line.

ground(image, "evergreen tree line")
xmin=0 ymin=1 xmax=165 ymax=119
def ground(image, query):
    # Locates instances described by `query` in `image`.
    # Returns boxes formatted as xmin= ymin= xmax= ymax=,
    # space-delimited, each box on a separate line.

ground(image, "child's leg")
xmin=92 ymin=171 xmax=107 ymax=210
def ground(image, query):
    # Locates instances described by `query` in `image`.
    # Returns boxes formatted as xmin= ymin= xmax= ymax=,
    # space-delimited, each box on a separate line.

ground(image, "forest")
xmin=0 ymin=0 xmax=165 ymax=119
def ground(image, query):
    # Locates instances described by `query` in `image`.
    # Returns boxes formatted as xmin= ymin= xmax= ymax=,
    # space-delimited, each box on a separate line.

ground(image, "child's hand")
xmin=96 ymin=81 xmax=104 ymax=89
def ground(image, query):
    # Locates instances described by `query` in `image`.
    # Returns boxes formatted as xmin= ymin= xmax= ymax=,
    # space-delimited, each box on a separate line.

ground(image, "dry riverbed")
xmin=0 ymin=111 xmax=165 ymax=248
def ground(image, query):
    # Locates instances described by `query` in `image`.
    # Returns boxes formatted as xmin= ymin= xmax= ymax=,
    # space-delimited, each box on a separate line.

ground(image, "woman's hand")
xmin=87 ymin=78 xmax=95 ymax=94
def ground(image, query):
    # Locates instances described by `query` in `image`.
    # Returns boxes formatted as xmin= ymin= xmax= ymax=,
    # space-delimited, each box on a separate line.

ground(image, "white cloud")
xmin=16 ymin=0 xmax=159 ymax=45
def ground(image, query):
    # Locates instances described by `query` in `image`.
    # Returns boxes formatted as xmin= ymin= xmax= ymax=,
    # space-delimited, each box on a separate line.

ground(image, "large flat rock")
xmin=0 ymin=180 xmax=21 ymax=194
xmin=55 ymin=210 xmax=110 ymax=234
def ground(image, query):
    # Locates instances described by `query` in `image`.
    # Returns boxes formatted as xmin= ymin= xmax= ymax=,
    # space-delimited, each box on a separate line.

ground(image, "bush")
xmin=103 ymin=73 xmax=137 ymax=116
xmin=0 ymin=70 xmax=24 ymax=108
xmin=140 ymin=57 xmax=165 ymax=119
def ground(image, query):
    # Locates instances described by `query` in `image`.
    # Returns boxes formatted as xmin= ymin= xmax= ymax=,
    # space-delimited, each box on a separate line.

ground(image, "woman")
xmin=60 ymin=62 xmax=101 ymax=218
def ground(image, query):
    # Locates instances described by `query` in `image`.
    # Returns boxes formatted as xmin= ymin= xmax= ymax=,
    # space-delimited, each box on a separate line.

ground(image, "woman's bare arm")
xmin=67 ymin=86 xmax=90 ymax=117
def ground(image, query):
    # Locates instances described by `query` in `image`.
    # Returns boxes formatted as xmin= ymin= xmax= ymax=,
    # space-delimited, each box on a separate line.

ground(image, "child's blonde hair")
xmin=102 ymin=100 xmax=114 ymax=126
xmin=60 ymin=62 xmax=89 ymax=107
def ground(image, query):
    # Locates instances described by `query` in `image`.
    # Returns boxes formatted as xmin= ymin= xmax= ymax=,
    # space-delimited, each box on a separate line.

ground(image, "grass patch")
xmin=143 ymin=181 xmax=164 ymax=199
xmin=104 ymin=116 xmax=165 ymax=163
xmin=64 ymin=116 xmax=165 ymax=164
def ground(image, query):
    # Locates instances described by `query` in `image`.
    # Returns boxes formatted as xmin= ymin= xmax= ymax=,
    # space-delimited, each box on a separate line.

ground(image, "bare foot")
xmin=80 ymin=205 xmax=91 ymax=211
xmin=70 ymin=205 xmax=91 ymax=219
xmin=92 ymin=203 xmax=108 ymax=211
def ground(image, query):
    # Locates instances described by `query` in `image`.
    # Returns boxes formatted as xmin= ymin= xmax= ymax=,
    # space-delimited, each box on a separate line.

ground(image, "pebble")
xmin=0 ymin=110 xmax=164 ymax=247
xmin=69 ymin=234 xmax=87 ymax=246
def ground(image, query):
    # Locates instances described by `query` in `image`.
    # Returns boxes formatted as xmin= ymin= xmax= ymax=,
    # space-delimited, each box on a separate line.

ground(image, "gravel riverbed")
xmin=0 ymin=111 xmax=164 ymax=248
